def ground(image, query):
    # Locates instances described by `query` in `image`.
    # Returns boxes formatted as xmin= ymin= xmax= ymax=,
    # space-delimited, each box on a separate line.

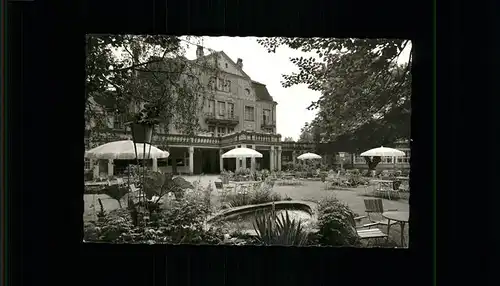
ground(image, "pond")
xmin=221 ymin=209 xmax=314 ymax=233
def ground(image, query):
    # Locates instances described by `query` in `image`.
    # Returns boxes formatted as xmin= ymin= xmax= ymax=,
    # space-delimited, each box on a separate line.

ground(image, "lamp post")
xmin=128 ymin=122 xmax=156 ymax=205
xmin=339 ymin=152 xmax=345 ymax=171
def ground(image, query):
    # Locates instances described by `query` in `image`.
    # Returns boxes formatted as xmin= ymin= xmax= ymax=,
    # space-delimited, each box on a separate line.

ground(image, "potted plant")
xmin=126 ymin=103 xmax=163 ymax=144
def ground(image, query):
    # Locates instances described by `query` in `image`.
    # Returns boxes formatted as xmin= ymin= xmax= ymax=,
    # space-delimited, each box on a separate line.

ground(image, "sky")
xmin=181 ymin=37 xmax=412 ymax=141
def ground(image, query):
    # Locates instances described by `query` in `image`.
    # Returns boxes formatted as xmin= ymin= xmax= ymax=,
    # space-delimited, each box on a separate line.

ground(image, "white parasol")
xmin=84 ymin=140 xmax=170 ymax=160
xmin=221 ymin=147 xmax=263 ymax=159
xmin=222 ymin=147 xmax=262 ymax=173
xmin=297 ymin=152 xmax=322 ymax=160
xmin=360 ymin=146 xmax=405 ymax=157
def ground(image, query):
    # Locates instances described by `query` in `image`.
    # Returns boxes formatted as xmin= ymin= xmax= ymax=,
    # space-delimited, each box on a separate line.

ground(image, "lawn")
xmin=84 ymin=175 xmax=410 ymax=246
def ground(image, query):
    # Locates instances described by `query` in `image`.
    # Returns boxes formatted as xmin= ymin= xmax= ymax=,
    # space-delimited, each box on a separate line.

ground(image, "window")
xmin=218 ymin=77 xmax=225 ymax=90
xmin=84 ymin=158 xmax=91 ymax=170
xmin=208 ymin=126 xmax=216 ymax=136
xmin=208 ymin=100 xmax=215 ymax=114
xmin=209 ymin=77 xmax=216 ymax=90
xmin=225 ymin=63 xmax=228 ymax=68
xmin=217 ymin=127 xmax=226 ymax=136
xmin=224 ymin=80 xmax=231 ymax=92
xmin=263 ymin=109 xmax=271 ymax=124
xmin=218 ymin=101 xmax=225 ymax=116
xmin=228 ymin=103 xmax=234 ymax=118
xmin=245 ymin=88 xmax=251 ymax=96
xmin=244 ymin=106 xmax=255 ymax=121
xmin=227 ymin=127 xmax=234 ymax=134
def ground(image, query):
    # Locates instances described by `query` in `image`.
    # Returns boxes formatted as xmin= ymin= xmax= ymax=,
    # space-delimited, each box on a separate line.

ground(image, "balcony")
xmin=205 ymin=112 xmax=239 ymax=126
xmin=261 ymin=120 xmax=276 ymax=128
xmin=86 ymin=129 xmax=283 ymax=148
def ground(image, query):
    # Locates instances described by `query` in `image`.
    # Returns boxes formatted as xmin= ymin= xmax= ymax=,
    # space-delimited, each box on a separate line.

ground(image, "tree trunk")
xmin=365 ymin=156 xmax=382 ymax=170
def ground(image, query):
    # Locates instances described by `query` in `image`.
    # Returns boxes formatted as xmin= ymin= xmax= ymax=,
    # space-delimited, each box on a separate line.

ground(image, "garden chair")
xmin=361 ymin=198 xmax=399 ymax=229
xmin=334 ymin=171 xmax=349 ymax=187
xmin=356 ymin=228 xmax=388 ymax=240
xmin=214 ymin=181 xmax=233 ymax=198
xmin=129 ymin=184 xmax=146 ymax=199
xmin=352 ymin=213 xmax=388 ymax=241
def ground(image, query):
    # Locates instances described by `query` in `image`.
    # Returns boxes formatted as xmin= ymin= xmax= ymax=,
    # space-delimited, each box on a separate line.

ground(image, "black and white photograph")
xmin=84 ymin=35 xmax=411 ymax=247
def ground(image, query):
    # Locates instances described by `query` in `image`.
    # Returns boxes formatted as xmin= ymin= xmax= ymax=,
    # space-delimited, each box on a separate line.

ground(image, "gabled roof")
xmin=192 ymin=50 xmax=251 ymax=79
xmin=218 ymin=51 xmax=251 ymax=79
xmin=193 ymin=50 xmax=275 ymax=102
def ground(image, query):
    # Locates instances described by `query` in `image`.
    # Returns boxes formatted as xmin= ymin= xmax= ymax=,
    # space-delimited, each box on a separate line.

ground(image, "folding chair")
xmin=214 ymin=181 xmax=232 ymax=199
xmin=361 ymin=198 xmax=399 ymax=229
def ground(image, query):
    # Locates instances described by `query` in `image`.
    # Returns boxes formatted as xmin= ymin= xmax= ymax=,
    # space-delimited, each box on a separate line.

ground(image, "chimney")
xmin=196 ymin=45 xmax=204 ymax=58
xmin=236 ymin=58 xmax=243 ymax=69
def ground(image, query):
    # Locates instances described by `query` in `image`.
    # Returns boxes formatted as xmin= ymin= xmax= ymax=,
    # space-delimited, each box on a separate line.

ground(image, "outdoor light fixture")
xmin=128 ymin=122 xmax=156 ymax=204
xmin=339 ymin=152 xmax=345 ymax=170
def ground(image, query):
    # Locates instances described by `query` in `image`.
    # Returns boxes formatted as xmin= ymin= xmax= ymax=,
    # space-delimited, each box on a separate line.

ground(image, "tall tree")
xmin=85 ymin=35 xmax=220 ymax=147
xmin=257 ymin=38 xmax=411 ymax=152
xmin=298 ymin=120 xmax=322 ymax=144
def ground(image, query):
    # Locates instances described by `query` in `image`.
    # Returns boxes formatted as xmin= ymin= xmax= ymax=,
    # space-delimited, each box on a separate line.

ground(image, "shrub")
xmin=281 ymin=162 xmax=294 ymax=171
xmin=84 ymin=186 xmax=225 ymax=244
xmin=252 ymin=209 xmax=308 ymax=246
xmin=224 ymin=193 xmax=253 ymax=208
xmin=84 ymin=170 xmax=93 ymax=181
xmin=276 ymin=180 xmax=304 ymax=186
xmin=315 ymin=197 xmax=361 ymax=246
xmin=104 ymin=185 xmax=129 ymax=208
xmin=345 ymin=173 xmax=369 ymax=187
xmin=235 ymin=168 xmax=251 ymax=176
xmin=222 ymin=183 xmax=284 ymax=208
xmin=260 ymin=169 xmax=270 ymax=180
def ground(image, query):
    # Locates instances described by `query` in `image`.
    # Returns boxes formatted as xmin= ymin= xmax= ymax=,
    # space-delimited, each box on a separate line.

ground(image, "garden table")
xmin=382 ymin=211 xmax=409 ymax=247
xmin=395 ymin=177 xmax=410 ymax=192
xmin=371 ymin=179 xmax=397 ymax=198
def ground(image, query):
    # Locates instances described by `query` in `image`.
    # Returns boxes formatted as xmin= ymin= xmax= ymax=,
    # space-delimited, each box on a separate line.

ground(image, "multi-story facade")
xmin=85 ymin=48 xmax=410 ymax=177
xmin=86 ymin=48 xmax=286 ymax=176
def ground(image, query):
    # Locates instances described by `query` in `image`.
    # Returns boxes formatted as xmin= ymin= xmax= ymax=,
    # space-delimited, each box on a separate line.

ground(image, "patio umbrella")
xmin=84 ymin=140 xmax=170 ymax=160
xmin=360 ymin=146 xmax=406 ymax=171
xmin=222 ymin=147 xmax=263 ymax=173
xmin=297 ymin=152 xmax=322 ymax=160
xmin=360 ymin=146 xmax=405 ymax=157
xmin=221 ymin=147 xmax=263 ymax=159
xmin=85 ymin=140 xmax=170 ymax=187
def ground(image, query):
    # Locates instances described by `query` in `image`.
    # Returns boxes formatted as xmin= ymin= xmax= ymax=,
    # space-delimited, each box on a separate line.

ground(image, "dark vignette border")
xmin=7 ymin=0 xmax=445 ymax=285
